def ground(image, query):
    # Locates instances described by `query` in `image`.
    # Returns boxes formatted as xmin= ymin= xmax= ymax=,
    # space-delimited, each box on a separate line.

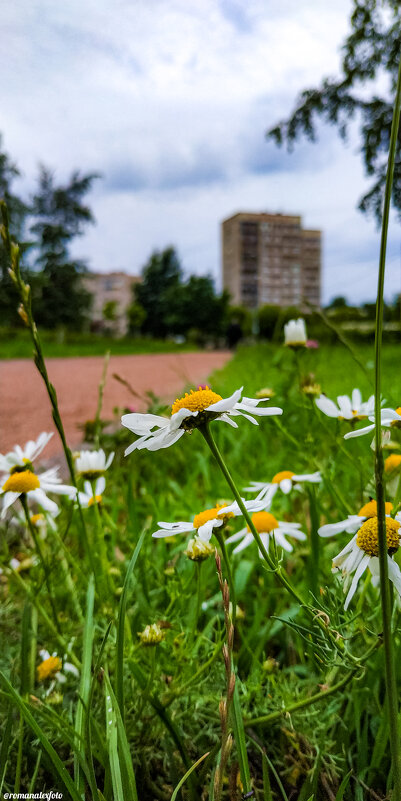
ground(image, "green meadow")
xmin=1 ymin=338 xmax=400 ymax=799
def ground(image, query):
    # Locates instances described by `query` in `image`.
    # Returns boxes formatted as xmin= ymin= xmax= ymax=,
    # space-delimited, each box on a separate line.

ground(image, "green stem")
xmin=308 ymin=486 xmax=320 ymax=598
xmin=93 ymin=501 xmax=113 ymax=600
xmin=0 ymin=204 xmax=97 ymax=586
xmin=189 ymin=563 xmax=202 ymax=646
xmin=9 ymin=568 xmax=81 ymax=670
xmin=245 ymin=671 xmax=354 ymax=728
xmin=200 ymin=423 xmax=344 ymax=654
xmin=373 ymin=54 xmax=401 ymax=800
xmin=21 ymin=496 xmax=61 ymax=634
xmin=215 ymin=530 xmax=237 ymax=626
xmin=14 ymin=713 xmax=23 ymax=794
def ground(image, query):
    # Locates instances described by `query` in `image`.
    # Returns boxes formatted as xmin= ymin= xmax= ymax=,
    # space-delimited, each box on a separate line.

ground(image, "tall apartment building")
xmin=221 ymin=212 xmax=321 ymax=309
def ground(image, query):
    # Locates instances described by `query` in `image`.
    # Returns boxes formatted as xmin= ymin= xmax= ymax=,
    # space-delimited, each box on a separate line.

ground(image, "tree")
xmin=134 ymin=247 xmax=183 ymax=337
xmin=30 ymin=166 xmax=98 ymax=330
xmin=268 ymin=0 xmax=401 ymax=220
xmin=0 ymin=137 xmax=29 ymax=326
xmin=176 ymin=276 xmax=229 ymax=340
xmin=327 ymin=296 xmax=348 ymax=309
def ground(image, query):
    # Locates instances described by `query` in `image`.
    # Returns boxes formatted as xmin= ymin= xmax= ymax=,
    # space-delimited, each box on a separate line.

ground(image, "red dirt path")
xmin=0 ymin=351 xmax=231 ymax=459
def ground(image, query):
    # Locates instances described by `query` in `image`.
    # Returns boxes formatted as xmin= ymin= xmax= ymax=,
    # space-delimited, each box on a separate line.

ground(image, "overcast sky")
xmin=3 ymin=0 xmax=401 ymax=304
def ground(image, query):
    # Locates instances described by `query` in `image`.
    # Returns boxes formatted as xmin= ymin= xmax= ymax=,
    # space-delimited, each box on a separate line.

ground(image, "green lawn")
xmin=0 ymin=329 xmax=198 ymax=359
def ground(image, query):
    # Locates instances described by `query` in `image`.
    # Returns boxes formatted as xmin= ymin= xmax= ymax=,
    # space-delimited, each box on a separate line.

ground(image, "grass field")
xmin=0 ymin=328 xmax=198 ymax=359
xmin=1 ymin=338 xmax=401 ymax=800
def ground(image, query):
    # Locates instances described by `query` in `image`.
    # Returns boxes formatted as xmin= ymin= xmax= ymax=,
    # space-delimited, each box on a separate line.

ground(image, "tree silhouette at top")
xmin=268 ymin=0 xmax=401 ymax=221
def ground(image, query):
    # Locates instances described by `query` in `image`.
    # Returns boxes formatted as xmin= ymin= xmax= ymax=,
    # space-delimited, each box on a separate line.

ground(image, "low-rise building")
xmin=83 ymin=271 xmax=141 ymax=336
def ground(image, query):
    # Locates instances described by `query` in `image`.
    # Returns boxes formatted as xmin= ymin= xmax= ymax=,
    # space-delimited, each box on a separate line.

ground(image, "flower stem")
xmin=200 ymin=423 xmax=344 ymax=654
xmin=188 ymin=562 xmax=202 ymax=646
xmin=21 ymin=496 xmax=61 ymax=634
xmin=215 ymin=530 xmax=237 ymax=626
xmin=0 ymin=201 xmax=97 ymax=583
xmin=373 ymin=55 xmax=401 ymax=799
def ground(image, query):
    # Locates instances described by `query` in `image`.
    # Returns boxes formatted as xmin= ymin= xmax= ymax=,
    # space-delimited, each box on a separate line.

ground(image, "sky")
xmin=3 ymin=0 xmax=401 ymax=305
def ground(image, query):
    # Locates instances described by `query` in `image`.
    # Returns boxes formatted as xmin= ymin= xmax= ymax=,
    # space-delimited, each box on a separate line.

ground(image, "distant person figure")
xmin=227 ymin=318 xmax=243 ymax=350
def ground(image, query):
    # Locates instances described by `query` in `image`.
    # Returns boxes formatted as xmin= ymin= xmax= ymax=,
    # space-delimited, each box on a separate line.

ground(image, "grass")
xmin=1 ymin=339 xmax=401 ymax=799
xmin=0 ymin=328 xmax=198 ymax=359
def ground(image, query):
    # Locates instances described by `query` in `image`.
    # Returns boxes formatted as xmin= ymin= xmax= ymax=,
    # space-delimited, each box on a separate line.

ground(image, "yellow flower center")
xmin=248 ymin=511 xmax=279 ymax=533
xmin=37 ymin=655 xmax=62 ymax=682
xmin=171 ymin=386 xmax=223 ymax=415
xmin=391 ymin=408 xmax=401 ymax=427
xmin=2 ymin=470 xmax=40 ymax=493
xmin=31 ymin=513 xmax=45 ymax=526
xmin=358 ymin=500 xmax=393 ymax=518
xmin=356 ymin=516 xmax=400 ymax=557
xmin=88 ymin=495 xmax=102 ymax=507
xmin=385 ymin=454 xmax=401 ymax=474
xmin=272 ymin=470 xmax=295 ymax=484
xmin=193 ymin=503 xmax=234 ymax=529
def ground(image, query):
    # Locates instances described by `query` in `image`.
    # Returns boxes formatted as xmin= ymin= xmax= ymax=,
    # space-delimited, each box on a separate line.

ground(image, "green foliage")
xmin=268 ymin=0 xmax=401 ymax=219
xmin=29 ymin=166 xmax=98 ymax=330
xmin=135 ymin=247 xmax=183 ymax=338
xmin=127 ymin=301 xmax=147 ymax=335
xmin=0 ymin=137 xmax=30 ymax=327
xmin=103 ymin=300 xmax=118 ymax=322
xmin=2 ymin=341 xmax=401 ymax=798
xmin=0 ymin=327 xmax=196 ymax=359
xmin=134 ymin=247 xmax=228 ymax=340
xmin=226 ymin=304 xmax=253 ymax=336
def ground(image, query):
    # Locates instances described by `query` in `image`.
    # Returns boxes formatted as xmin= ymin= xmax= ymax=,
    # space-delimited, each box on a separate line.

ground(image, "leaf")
xmin=0 ymin=671 xmax=82 ymax=801
xmin=104 ymin=672 xmax=138 ymax=801
xmin=74 ymin=575 xmax=95 ymax=798
xmin=170 ymin=751 xmax=210 ymax=801
xmin=115 ymin=529 xmax=147 ymax=717
xmin=231 ymin=681 xmax=251 ymax=794
xmin=335 ymin=771 xmax=352 ymax=800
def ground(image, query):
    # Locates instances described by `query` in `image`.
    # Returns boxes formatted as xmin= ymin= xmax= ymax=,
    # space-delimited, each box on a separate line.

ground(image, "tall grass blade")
xmin=74 ymin=575 xmax=95 ymax=797
xmin=0 ymin=671 xmax=82 ymax=801
xmin=104 ymin=671 xmax=138 ymax=801
xmin=170 ymin=751 xmax=210 ymax=801
xmin=115 ymin=529 xmax=147 ymax=717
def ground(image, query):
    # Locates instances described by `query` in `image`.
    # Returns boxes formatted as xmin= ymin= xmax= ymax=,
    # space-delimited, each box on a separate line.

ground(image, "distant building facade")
xmin=221 ymin=212 xmax=321 ymax=309
xmin=83 ymin=271 xmax=141 ymax=336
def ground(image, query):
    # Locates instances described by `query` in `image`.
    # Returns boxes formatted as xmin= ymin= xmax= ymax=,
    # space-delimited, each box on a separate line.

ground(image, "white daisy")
xmin=75 ymin=449 xmax=114 ymax=479
xmin=37 ymin=649 xmax=80 ymax=685
xmin=153 ymin=497 xmax=266 ymax=542
xmin=226 ymin=511 xmax=307 ymax=555
xmin=315 ymin=389 xmax=375 ymax=422
xmin=11 ymin=508 xmax=58 ymax=536
xmin=344 ymin=406 xmax=401 ymax=440
xmin=332 ymin=515 xmax=401 ymax=610
xmin=0 ymin=432 xmax=53 ymax=473
xmin=1 ymin=467 xmax=77 ymax=519
xmin=318 ymin=500 xmax=393 ymax=538
xmin=245 ymin=469 xmax=321 ymax=503
xmin=77 ymin=476 xmax=106 ymax=508
xmin=284 ymin=318 xmax=307 ymax=347
xmin=122 ymin=385 xmax=283 ymax=454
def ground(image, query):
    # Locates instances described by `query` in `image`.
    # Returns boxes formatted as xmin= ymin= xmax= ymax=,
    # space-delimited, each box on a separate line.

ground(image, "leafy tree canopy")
xmin=29 ymin=166 xmax=99 ymax=330
xmin=268 ymin=0 xmax=401 ymax=220
xmin=134 ymin=248 xmax=228 ymax=339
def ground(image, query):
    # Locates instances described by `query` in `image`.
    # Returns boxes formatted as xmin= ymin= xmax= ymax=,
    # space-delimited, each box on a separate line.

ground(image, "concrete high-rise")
xmin=221 ymin=212 xmax=321 ymax=309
